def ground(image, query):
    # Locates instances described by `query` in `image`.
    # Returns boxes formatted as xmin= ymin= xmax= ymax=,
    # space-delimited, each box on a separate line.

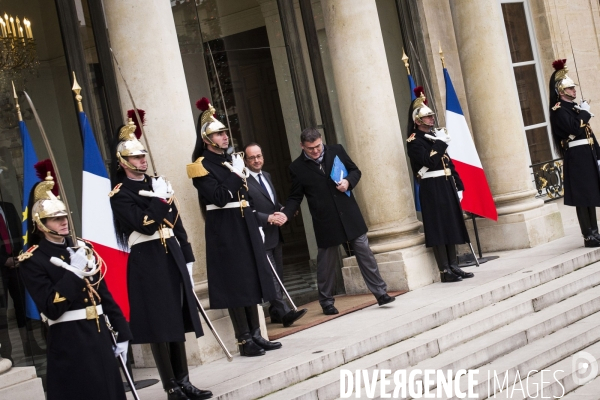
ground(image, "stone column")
xmin=103 ymin=0 xmax=260 ymax=365
xmin=450 ymin=0 xmax=564 ymax=251
xmin=0 ymin=357 xmax=44 ymax=398
xmin=321 ymin=0 xmax=437 ymax=293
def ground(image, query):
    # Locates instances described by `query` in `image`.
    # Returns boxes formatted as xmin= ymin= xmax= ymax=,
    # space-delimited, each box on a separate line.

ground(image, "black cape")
xmin=19 ymin=238 xmax=131 ymax=400
xmin=191 ymin=150 xmax=277 ymax=309
xmin=550 ymin=99 xmax=600 ymax=206
xmin=407 ymin=128 xmax=470 ymax=247
xmin=282 ymin=144 xmax=368 ymax=249
xmin=110 ymin=175 xmax=203 ymax=343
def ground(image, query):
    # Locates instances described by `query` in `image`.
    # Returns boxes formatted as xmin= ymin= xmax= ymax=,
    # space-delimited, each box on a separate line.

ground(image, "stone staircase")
xmin=128 ymin=231 xmax=600 ymax=400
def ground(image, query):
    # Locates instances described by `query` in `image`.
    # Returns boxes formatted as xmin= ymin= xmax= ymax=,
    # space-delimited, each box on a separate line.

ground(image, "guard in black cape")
xmin=187 ymin=99 xmax=279 ymax=357
xmin=549 ymin=59 xmax=600 ymax=247
xmin=18 ymin=171 xmax=131 ymax=400
xmin=406 ymin=87 xmax=474 ymax=282
xmin=109 ymin=114 xmax=212 ymax=400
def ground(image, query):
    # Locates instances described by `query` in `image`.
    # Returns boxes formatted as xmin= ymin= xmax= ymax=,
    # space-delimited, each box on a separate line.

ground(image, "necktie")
xmin=258 ymin=174 xmax=273 ymax=203
xmin=0 ymin=214 xmax=12 ymax=254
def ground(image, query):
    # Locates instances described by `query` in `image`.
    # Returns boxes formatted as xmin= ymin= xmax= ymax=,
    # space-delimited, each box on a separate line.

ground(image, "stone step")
xmin=494 ymin=340 xmax=600 ymax=399
xmin=195 ymin=244 xmax=600 ymax=400
xmin=264 ymin=281 xmax=600 ymax=400
xmin=446 ymin=314 xmax=600 ymax=400
xmin=561 ymin=375 xmax=600 ymax=399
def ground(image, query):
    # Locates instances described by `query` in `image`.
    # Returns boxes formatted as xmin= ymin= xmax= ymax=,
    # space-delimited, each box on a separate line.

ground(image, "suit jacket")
xmin=247 ymin=171 xmax=283 ymax=251
xmin=283 ymin=144 xmax=368 ymax=248
xmin=0 ymin=201 xmax=23 ymax=267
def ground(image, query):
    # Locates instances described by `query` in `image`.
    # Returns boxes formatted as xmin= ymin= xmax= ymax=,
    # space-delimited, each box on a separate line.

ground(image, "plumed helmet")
xmin=196 ymin=98 xmax=228 ymax=148
xmin=410 ymin=87 xmax=435 ymax=126
xmin=32 ymin=172 xmax=68 ymax=234
xmin=116 ymin=118 xmax=148 ymax=171
xmin=550 ymin=59 xmax=576 ymax=101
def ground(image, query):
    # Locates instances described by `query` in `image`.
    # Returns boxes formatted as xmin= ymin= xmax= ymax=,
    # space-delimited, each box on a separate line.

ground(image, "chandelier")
xmin=0 ymin=13 xmax=38 ymax=74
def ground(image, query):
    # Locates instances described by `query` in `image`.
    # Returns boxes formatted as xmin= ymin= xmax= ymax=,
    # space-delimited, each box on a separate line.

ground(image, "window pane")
xmin=526 ymin=126 xmax=553 ymax=164
xmin=501 ymin=2 xmax=534 ymax=63
xmin=514 ymin=64 xmax=546 ymax=126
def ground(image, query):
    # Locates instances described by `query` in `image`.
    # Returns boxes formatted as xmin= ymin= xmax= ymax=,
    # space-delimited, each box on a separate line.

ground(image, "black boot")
xmin=150 ymin=343 xmax=190 ymax=400
xmin=169 ymin=342 xmax=212 ymax=400
xmin=433 ymin=245 xmax=462 ymax=283
xmin=577 ymin=206 xmax=600 ymax=247
xmin=447 ymin=245 xmax=474 ymax=279
xmin=245 ymin=306 xmax=281 ymax=351
xmin=228 ymin=307 xmax=265 ymax=357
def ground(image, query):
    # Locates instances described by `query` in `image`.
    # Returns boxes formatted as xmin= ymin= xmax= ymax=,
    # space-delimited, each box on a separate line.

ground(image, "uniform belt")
xmin=128 ymin=228 xmax=174 ymax=247
xmin=46 ymin=305 xmax=103 ymax=326
xmin=569 ymin=139 xmax=591 ymax=148
xmin=206 ymin=201 xmax=249 ymax=211
xmin=421 ymin=169 xmax=449 ymax=179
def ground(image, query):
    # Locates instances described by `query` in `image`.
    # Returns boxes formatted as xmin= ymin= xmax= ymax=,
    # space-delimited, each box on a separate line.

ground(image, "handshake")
xmin=268 ymin=211 xmax=287 ymax=226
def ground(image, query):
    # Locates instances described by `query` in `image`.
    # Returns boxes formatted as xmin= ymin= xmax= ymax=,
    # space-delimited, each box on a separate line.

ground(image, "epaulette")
xmin=407 ymin=133 xmax=416 ymax=142
xmin=186 ymin=157 xmax=210 ymax=179
xmin=108 ymin=183 xmax=122 ymax=197
xmin=17 ymin=245 xmax=38 ymax=262
xmin=551 ymin=102 xmax=561 ymax=111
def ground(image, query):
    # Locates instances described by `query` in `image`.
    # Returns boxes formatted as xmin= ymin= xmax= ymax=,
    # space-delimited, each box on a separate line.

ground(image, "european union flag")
xmin=19 ymin=120 xmax=41 ymax=320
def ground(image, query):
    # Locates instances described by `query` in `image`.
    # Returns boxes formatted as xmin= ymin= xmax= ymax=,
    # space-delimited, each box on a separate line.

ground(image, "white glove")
xmin=457 ymin=191 xmax=463 ymax=201
xmin=232 ymin=153 xmax=245 ymax=171
xmin=113 ymin=340 xmax=128 ymax=363
xmin=50 ymin=247 xmax=96 ymax=279
xmin=258 ymin=227 xmax=265 ymax=243
xmin=424 ymin=133 xmax=450 ymax=143
xmin=575 ymin=101 xmax=594 ymax=117
xmin=149 ymin=176 xmax=174 ymax=199
xmin=186 ymin=262 xmax=194 ymax=286
xmin=67 ymin=247 xmax=90 ymax=271
xmin=223 ymin=161 xmax=249 ymax=179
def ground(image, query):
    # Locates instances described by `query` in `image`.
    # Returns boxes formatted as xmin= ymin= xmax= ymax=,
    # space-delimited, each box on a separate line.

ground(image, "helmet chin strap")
xmin=34 ymin=215 xmax=69 ymax=237
xmin=118 ymin=153 xmax=147 ymax=173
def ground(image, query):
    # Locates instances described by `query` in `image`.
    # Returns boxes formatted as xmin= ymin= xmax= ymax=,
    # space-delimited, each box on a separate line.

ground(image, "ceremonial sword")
xmin=109 ymin=50 xmax=233 ymax=362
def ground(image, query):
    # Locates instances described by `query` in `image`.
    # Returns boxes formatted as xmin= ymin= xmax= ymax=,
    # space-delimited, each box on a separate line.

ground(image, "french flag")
xmin=444 ymin=68 xmax=498 ymax=221
xmin=79 ymin=111 xmax=131 ymax=319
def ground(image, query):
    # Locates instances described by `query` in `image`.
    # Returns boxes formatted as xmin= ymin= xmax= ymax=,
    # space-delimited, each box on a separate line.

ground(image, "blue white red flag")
xmin=444 ymin=69 xmax=497 ymax=221
xmin=79 ymin=112 xmax=131 ymax=319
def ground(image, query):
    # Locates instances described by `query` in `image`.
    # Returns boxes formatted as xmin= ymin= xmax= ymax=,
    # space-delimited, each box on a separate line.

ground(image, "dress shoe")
xmin=584 ymin=234 xmax=600 ymax=248
xmin=178 ymin=376 xmax=213 ymax=400
xmin=166 ymin=379 xmax=190 ymax=400
xmin=251 ymin=329 xmax=282 ymax=351
xmin=440 ymin=269 xmax=463 ymax=283
xmin=377 ymin=293 xmax=396 ymax=306
xmin=449 ymin=265 xmax=474 ymax=279
xmin=237 ymin=335 xmax=265 ymax=357
xmin=322 ymin=305 xmax=339 ymax=315
xmin=281 ymin=309 xmax=308 ymax=327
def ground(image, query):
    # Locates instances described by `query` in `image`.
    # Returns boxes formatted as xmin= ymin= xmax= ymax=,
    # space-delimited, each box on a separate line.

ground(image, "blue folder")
xmin=330 ymin=155 xmax=351 ymax=197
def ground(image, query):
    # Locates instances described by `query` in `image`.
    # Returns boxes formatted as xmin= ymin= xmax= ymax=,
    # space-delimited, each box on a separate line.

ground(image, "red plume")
xmin=126 ymin=109 xmax=145 ymax=139
xmin=413 ymin=86 xmax=428 ymax=105
xmin=552 ymin=59 xmax=567 ymax=71
xmin=195 ymin=97 xmax=217 ymax=119
xmin=196 ymin=97 xmax=210 ymax=111
xmin=34 ymin=159 xmax=59 ymax=196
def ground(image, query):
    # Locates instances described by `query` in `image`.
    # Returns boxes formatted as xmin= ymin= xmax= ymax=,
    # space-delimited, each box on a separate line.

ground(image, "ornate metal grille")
xmin=530 ymin=158 xmax=564 ymax=200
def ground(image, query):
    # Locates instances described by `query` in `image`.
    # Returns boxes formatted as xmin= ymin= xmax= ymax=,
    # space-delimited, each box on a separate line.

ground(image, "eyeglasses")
xmin=304 ymin=142 xmax=323 ymax=151
xmin=246 ymin=154 xmax=263 ymax=161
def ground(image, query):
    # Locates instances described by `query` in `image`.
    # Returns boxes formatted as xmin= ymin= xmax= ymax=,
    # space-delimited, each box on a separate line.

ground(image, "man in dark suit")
xmin=282 ymin=128 xmax=395 ymax=315
xmin=244 ymin=143 xmax=307 ymax=327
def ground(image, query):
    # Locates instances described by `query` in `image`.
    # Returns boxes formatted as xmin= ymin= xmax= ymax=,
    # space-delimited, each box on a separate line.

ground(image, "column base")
xmin=341 ymin=244 xmax=439 ymax=295
xmin=0 ymin=363 xmax=44 ymax=399
xmin=132 ymin=305 xmax=268 ymax=367
xmin=466 ymin=203 xmax=564 ymax=253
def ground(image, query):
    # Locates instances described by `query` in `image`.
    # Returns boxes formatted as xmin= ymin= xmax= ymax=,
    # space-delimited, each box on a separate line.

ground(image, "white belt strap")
xmin=421 ymin=170 xmax=449 ymax=179
xmin=128 ymin=228 xmax=174 ymax=248
xmin=569 ymin=139 xmax=591 ymax=148
xmin=417 ymin=166 xmax=429 ymax=178
xmin=206 ymin=201 xmax=249 ymax=211
xmin=46 ymin=305 xmax=103 ymax=326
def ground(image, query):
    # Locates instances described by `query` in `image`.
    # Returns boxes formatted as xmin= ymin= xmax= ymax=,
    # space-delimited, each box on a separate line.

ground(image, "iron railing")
xmin=530 ymin=158 xmax=564 ymax=200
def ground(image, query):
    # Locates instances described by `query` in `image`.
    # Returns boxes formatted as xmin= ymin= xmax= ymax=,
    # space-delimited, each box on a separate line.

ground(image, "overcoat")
xmin=282 ymin=144 xmax=368 ymax=249
xmin=19 ymin=238 xmax=132 ymax=400
xmin=550 ymin=99 xmax=600 ymax=206
xmin=247 ymin=171 xmax=283 ymax=251
xmin=110 ymin=176 xmax=203 ymax=343
xmin=191 ymin=150 xmax=277 ymax=309
xmin=406 ymin=129 xmax=470 ymax=247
